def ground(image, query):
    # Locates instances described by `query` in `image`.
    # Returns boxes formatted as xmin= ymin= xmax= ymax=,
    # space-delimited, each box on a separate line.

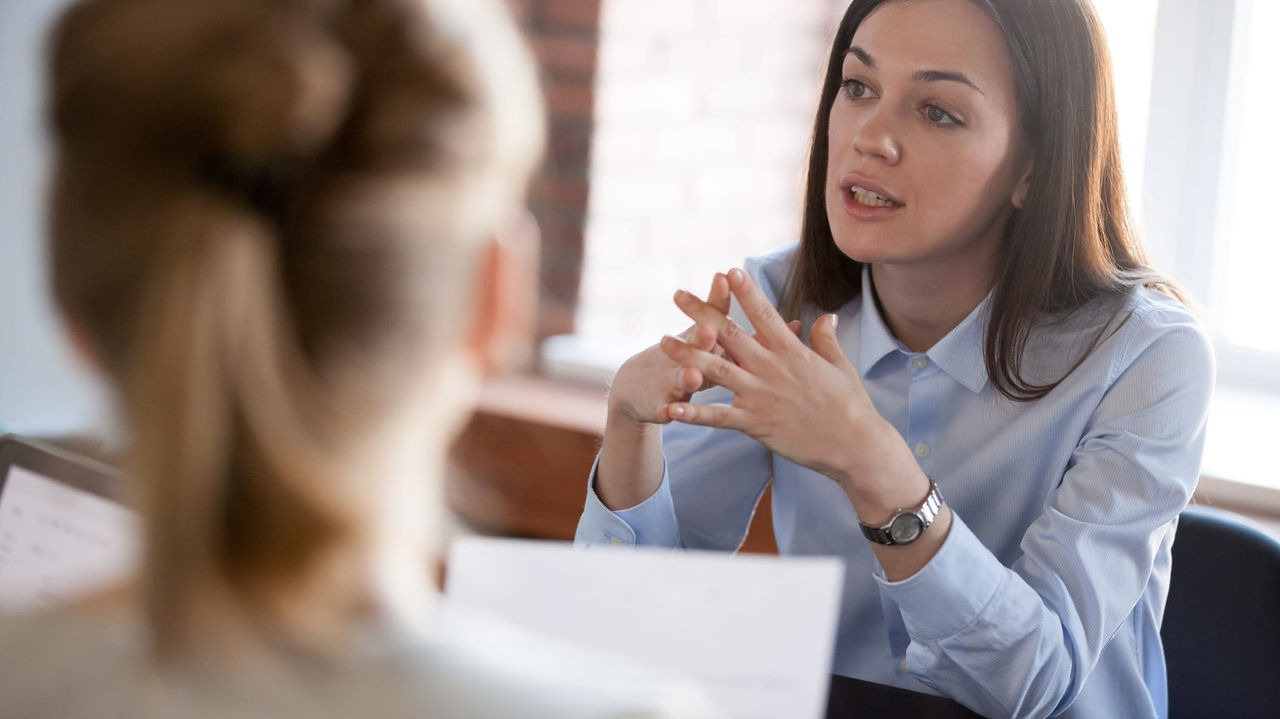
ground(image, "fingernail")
xmin=829 ymin=313 xmax=839 ymax=328
xmin=728 ymin=268 xmax=745 ymax=284
xmin=670 ymin=405 xmax=686 ymax=417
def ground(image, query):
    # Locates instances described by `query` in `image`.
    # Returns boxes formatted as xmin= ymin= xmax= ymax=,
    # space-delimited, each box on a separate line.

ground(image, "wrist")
xmin=832 ymin=420 xmax=931 ymax=523
xmin=598 ymin=409 xmax=664 ymax=511
xmin=857 ymin=478 xmax=943 ymax=546
xmin=847 ymin=471 xmax=934 ymax=527
xmin=824 ymin=417 xmax=902 ymax=486
xmin=605 ymin=404 xmax=659 ymax=436
xmin=606 ymin=350 xmax=661 ymax=425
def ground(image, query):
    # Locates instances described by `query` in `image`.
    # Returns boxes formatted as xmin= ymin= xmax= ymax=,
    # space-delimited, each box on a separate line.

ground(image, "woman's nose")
xmin=850 ymin=108 xmax=901 ymax=165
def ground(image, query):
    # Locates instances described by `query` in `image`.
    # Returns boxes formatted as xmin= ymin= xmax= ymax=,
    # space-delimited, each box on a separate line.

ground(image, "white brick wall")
xmin=573 ymin=0 xmax=845 ymax=350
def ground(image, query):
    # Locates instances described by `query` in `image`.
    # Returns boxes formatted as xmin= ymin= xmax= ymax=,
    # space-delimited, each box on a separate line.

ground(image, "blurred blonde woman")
xmin=0 ymin=0 xmax=709 ymax=716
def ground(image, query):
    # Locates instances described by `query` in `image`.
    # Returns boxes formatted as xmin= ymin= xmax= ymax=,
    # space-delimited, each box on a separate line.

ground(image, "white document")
xmin=0 ymin=466 xmax=138 ymax=613
xmin=445 ymin=537 xmax=844 ymax=719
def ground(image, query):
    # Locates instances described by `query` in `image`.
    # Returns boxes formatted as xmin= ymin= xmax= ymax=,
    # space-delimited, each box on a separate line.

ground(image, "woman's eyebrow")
xmin=916 ymin=68 xmax=983 ymax=95
xmin=847 ymin=45 xmax=877 ymax=68
xmin=846 ymin=45 xmax=985 ymax=96
xmin=913 ymin=69 xmax=985 ymax=96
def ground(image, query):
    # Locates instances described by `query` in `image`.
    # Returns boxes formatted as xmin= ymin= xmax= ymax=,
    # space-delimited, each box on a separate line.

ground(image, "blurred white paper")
xmin=444 ymin=538 xmax=844 ymax=719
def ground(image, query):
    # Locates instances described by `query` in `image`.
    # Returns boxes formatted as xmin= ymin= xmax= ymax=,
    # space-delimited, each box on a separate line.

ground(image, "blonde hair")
xmin=46 ymin=0 xmax=544 ymax=657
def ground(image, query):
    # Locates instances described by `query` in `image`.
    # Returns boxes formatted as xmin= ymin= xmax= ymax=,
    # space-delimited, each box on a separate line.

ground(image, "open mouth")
xmin=847 ymin=185 xmax=904 ymax=208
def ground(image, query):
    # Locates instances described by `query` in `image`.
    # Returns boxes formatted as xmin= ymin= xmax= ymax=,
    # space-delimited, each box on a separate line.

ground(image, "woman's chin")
xmin=831 ymin=235 xmax=905 ymax=266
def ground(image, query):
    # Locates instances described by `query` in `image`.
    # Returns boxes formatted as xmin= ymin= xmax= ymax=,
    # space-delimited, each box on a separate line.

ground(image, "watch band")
xmin=859 ymin=479 xmax=944 ymax=546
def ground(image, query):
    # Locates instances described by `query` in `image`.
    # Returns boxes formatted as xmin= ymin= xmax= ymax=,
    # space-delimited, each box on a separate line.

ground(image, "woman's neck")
xmin=334 ymin=404 xmax=460 ymax=638
xmin=237 ymin=393 xmax=468 ymax=658
xmin=341 ymin=361 xmax=482 ymax=636
xmin=869 ymin=253 xmax=997 ymax=353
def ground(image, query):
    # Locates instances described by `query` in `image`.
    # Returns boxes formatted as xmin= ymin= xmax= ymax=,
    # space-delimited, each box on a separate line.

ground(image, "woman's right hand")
xmin=596 ymin=269 xmax=799 ymax=510
xmin=607 ymin=272 xmax=802 ymax=426
xmin=608 ymin=273 xmax=733 ymax=426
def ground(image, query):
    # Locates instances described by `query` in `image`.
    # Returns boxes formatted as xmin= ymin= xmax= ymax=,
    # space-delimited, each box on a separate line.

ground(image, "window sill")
xmin=1197 ymin=383 xmax=1280 ymax=532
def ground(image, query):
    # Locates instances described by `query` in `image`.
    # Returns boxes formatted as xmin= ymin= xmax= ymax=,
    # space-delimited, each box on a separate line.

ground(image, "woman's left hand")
xmin=658 ymin=268 xmax=913 ymax=498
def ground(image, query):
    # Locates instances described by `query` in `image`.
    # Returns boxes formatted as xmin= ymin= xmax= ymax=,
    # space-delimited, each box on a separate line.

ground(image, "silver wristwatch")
xmin=858 ymin=479 xmax=944 ymax=546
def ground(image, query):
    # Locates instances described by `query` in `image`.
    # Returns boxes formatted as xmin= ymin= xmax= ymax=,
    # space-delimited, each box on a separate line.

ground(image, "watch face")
xmin=889 ymin=514 xmax=924 ymax=544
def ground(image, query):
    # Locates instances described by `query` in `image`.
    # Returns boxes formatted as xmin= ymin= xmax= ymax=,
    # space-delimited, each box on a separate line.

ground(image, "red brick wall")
xmin=509 ymin=0 xmax=603 ymax=339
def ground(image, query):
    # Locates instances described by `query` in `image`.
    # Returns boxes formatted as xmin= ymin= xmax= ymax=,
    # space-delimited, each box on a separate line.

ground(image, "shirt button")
xmin=609 ymin=537 xmax=624 ymax=546
xmin=911 ymin=356 xmax=928 ymax=369
xmin=914 ymin=442 xmax=931 ymax=459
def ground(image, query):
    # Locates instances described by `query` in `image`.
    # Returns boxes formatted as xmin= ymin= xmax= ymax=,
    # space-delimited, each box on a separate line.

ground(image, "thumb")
xmin=809 ymin=313 xmax=853 ymax=370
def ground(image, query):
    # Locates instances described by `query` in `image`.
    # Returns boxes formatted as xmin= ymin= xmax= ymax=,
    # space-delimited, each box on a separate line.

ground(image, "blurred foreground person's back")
xmin=0 ymin=0 xmax=709 ymax=716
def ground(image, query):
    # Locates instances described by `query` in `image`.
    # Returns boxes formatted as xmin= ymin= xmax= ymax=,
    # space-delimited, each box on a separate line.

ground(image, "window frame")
xmin=1139 ymin=0 xmax=1280 ymax=510
xmin=1143 ymin=0 xmax=1280 ymax=391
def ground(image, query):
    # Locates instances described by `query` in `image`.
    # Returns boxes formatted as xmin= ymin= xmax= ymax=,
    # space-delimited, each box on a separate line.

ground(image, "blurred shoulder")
xmin=0 ymin=607 xmax=715 ymax=719
xmin=0 ymin=609 xmax=141 ymax=718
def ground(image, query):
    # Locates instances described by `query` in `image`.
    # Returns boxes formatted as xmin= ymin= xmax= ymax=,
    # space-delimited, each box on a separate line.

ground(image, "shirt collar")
xmin=856 ymin=267 xmax=902 ymax=375
xmin=855 ymin=265 xmax=991 ymax=395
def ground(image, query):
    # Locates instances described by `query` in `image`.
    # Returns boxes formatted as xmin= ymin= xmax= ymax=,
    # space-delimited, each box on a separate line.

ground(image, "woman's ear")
xmin=1012 ymin=164 xmax=1033 ymax=209
xmin=464 ymin=212 xmax=540 ymax=375
xmin=64 ymin=318 xmax=107 ymax=376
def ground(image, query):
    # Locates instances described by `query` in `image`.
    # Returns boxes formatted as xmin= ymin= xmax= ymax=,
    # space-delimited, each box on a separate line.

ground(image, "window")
xmin=1216 ymin=1 xmax=1280 ymax=363
xmin=1135 ymin=0 xmax=1280 ymax=500
xmin=1092 ymin=0 xmax=1161 ymax=205
xmin=1140 ymin=0 xmax=1279 ymax=380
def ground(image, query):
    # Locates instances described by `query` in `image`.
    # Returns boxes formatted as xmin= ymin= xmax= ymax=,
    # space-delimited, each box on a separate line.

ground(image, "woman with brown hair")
xmin=0 ymin=0 xmax=708 ymax=716
xmin=579 ymin=0 xmax=1213 ymax=716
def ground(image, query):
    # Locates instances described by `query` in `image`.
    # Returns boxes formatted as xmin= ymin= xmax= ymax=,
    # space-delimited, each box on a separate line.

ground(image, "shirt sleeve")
xmin=876 ymin=307 xmax=1215 ymax=718
xmin=574 ymin=454 xmax=682 ymax=547
xmin=573 ymin=383 xmax=774 ymax=551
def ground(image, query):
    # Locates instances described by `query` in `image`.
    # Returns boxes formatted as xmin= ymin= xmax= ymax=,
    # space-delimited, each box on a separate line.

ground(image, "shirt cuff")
xmin=573 ymin=454 xmax=682 ymax=548
xmin=874 ymin=512 xmax=1007 ymax=642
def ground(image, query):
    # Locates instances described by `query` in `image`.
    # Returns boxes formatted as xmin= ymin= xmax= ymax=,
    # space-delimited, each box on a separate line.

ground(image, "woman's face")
xmin=825 ymin=0 xmax=1030 ymax=272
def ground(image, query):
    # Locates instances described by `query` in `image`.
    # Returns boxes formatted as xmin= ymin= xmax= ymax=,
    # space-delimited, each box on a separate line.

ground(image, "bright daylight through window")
xmin=1219 ymin=0 xmax=1280 ymax=357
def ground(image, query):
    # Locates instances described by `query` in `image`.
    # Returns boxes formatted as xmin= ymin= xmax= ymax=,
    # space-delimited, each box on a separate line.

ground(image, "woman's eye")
xmin=841 ymin=79 xmax=872 ymax=100
xmin=924 ymin=104 xmax=960 ymax=126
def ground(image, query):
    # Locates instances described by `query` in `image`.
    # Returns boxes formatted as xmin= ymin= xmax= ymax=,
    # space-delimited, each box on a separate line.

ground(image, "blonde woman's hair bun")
xmin=191 ymin=12 xmax=353 ymax=171
xmin=50 ymin=0 xmax=354 ymax=180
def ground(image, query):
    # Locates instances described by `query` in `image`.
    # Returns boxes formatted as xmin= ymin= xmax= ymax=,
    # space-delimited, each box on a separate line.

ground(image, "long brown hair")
xmin=784 ymin=0 xmax=1180 ymax=400
xmin=46 ymin=0 xmax=543 ymax=656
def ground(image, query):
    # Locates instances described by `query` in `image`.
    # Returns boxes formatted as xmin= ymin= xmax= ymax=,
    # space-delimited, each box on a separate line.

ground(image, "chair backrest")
xmin=1162 ymin=504 xmax=1280 ymax=719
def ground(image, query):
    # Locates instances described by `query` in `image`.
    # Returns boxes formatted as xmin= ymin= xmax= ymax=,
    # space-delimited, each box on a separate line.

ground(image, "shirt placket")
xmin=883 ymin=351 xmax=942 ymax=674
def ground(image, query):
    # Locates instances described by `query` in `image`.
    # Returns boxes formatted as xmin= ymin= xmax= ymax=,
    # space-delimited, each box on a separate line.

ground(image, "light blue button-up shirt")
xmin=576 ymin=243 xmax=1215 ymax=718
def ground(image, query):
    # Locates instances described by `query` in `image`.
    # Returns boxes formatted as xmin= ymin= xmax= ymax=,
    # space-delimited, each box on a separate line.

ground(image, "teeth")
xmin=849 ymin=186 xmax=897 ymax=208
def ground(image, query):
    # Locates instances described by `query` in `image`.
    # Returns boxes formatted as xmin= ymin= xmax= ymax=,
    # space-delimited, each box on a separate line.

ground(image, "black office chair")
xmin=1162 ymin=504 xmax=1280 ymax=719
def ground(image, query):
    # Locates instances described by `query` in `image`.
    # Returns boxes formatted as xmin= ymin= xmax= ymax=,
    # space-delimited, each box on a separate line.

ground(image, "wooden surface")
xmin=448 ymin=374 xmax=778 ymax=553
